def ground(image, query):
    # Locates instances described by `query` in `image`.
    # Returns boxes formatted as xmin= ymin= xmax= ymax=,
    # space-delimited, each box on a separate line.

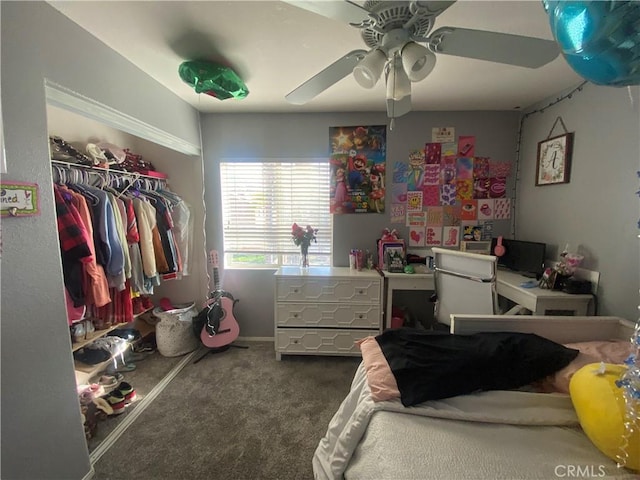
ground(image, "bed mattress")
xmin=346 ymin=411 xmax=634 ymax=479
xmin=313 ymin=363 xmax=637 ymax=480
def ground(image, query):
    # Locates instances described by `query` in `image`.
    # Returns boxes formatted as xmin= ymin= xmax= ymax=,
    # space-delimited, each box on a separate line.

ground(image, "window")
xmin=220 ymin=160 xmax=332 ymax=267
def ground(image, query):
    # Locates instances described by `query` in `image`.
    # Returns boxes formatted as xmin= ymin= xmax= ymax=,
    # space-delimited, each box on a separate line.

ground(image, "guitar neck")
xmin=209 ymin=250 xmax=221 ymax=293
xmin=212 ymin=267 xmax=221 ymax=292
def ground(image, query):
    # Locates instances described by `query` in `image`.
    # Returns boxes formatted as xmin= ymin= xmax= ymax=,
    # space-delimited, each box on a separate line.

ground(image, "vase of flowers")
xmin=292 ymin=223 xmax=317 ymax=268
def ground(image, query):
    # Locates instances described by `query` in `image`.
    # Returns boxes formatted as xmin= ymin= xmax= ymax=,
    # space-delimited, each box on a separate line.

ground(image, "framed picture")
xmin=535 ymin=132 xmax=573 ymax=186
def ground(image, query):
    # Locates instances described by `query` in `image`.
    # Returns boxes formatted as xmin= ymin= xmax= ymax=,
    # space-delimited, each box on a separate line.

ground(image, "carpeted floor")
xmin=87 ymin=351 xmax=185 ymax=453
xmin=92 ymin=341 xmax=361 ymax=480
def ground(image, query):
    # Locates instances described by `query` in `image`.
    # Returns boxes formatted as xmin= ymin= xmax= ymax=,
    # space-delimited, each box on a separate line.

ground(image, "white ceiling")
xmin=48 ymin=0 xmax=582 ymax=115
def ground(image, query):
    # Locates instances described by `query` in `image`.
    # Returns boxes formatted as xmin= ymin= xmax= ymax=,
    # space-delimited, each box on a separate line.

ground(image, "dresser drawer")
xmin=276 ymin=303 xmax=380 ymax=328
xmin=275 ymin=328 xmax=378 ymax=355
xmin=276 ymin=277 xmax=381 ymax=303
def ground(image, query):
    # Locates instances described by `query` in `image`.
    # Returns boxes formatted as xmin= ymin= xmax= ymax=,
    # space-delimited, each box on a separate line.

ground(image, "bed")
xmin=313 ymin=315 xmax=638 ymax=480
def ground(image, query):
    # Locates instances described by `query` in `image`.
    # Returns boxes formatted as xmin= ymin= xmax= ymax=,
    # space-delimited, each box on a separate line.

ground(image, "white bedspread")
xmin=313 ymin=363 xmax=635 ymax=480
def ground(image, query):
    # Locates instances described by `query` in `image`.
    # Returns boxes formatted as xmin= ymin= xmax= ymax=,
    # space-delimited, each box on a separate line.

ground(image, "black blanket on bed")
xmin=376 ymin=328 xmax=579 ymax=407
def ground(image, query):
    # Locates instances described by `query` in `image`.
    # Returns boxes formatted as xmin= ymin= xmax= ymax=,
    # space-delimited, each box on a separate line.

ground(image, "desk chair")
xmin=431 ymin=247 xmax=524 ymax=328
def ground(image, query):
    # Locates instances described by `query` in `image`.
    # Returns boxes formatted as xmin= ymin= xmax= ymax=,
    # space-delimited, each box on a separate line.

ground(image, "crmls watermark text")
xmin=554 ymin=465 xmax=607 ymax=478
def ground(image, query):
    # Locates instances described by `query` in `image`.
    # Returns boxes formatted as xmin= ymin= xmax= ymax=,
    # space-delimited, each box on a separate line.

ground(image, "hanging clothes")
xmin=54 ymin=185 xmax=93 ymax=307
xmin=154 ymin=189 xmax=193 ymax=278
xmin=58 ymin=184 xmax=111 ymax=308
xmin=53 ymin=162 xmax=193 ymax=326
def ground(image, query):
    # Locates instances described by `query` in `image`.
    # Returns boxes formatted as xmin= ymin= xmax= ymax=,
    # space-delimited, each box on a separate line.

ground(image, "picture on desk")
xmin=385 ymin=247 xmax=406 ymax=273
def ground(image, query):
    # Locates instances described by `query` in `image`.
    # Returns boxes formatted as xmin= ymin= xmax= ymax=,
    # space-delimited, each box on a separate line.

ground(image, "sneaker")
xmin=95 ymin=373 xmax=124 ymax=389
xmin=103 ymin=390 xmax=126 ymax=414
xmin=78 ymin=383 xmax=105 ymax=405
xmin=116 ymin=382 xmax=137 ymax=403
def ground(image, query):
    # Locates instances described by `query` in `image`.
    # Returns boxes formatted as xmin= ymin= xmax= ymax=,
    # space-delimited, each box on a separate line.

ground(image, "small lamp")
xmin=353 ymin=49 xmax=387 ymax=88
xmin=401 ymin=42 xmax=436 ymax=82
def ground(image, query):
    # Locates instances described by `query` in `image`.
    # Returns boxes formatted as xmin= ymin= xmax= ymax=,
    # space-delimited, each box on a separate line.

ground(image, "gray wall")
xmin=201 ymin=111 xmax=521 ymax=337
xmin=202 ymin=88 xmax=640 ymax=336
xmin=1 ymin=3 xmax=201 ymax=479
xmin=516 ymin=82 xmax=640 ymax=321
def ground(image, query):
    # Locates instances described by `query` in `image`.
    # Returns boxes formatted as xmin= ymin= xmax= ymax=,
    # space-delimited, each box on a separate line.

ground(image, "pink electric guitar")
xmin=200 ymin=250 xmax=240 ymax=349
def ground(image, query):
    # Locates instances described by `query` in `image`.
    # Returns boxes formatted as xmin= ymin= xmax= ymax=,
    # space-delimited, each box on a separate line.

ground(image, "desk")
xmin=495 ymin=269 xmax=592 ymax=317
xmin=383 ymin=272 xmax=434 ymax=329
xmin=382 ymin=269 xmax=592 ymax=329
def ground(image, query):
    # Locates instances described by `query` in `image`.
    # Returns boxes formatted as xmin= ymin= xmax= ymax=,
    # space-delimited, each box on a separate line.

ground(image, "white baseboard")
xmin=237 ymin=336 xmax=274 ymax=342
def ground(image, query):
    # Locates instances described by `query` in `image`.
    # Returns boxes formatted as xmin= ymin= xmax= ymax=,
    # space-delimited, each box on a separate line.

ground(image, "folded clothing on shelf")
xmin=107 ymin=328 xmax=141 ymax=342
xmin=73 ymin=336 xmax=129 ymax=365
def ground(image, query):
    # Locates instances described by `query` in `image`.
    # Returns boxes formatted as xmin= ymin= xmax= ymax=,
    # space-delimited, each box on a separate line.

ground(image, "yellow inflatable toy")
xmin=570 ymin=363 xmax=639 ymax=471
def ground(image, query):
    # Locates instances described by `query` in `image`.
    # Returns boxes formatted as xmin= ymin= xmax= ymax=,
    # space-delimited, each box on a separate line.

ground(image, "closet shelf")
xmin=73 ymin=308 xmax=156 ymax=385
xmin=71 ymin=307 xmax=154 ymax=352
xmin=72 ymin=321 xmax=126 ymax=353
xmin=74 ymin=358 xmax=115 ymax=386
xmin=51 ymin=160 xmax=168 ymax=181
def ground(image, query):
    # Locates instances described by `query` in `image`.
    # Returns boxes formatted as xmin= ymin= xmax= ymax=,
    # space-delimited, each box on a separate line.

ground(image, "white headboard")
xmin=450 ymin=315 xmax=634 ymax=343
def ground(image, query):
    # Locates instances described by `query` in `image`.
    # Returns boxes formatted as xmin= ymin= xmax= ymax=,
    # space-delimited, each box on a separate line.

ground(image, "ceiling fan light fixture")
xmin=353 ymin=49 xmax=387 ymax=88
xmin=401 ymin=42 xmax=436 ymax=82
xmin=386 ymin=58 xmax=411 ymax=101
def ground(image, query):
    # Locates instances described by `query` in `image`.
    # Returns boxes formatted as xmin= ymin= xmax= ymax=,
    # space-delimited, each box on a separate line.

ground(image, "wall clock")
xmin=535 ymin=132 xmax=573 ymax=186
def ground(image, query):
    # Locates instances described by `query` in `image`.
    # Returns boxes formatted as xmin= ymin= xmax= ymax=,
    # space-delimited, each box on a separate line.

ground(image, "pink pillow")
xmin=565 ymin=341 xmax=633 ymax=364
xmin=356 ymin=336 xmax=400 ymax=402
xmin=534 ymin=340 xmax=633 ymax=394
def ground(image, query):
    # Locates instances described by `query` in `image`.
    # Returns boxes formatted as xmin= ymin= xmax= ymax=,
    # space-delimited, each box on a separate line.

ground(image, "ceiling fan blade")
xmin=282 ymin=1 xmax=372 ymax=26
xmin=386 ymin=96 xmax=412 ymax=119
xmin=429 ymin=27 xmax=560 ymax=68
xmin=285 ymin=49 xmax=367 ymax=105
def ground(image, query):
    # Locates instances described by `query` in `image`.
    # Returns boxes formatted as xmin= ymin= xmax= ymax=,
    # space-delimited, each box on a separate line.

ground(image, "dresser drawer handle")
xmin=358 ymin=290 xmax=364 ymax=294
xmin=293 ymin=288 xmax=299 ymax=293
xmin=358 ymin=314 xmax=363 ymax=319
xmin=293 ymin=313 xmax=299 ymax=318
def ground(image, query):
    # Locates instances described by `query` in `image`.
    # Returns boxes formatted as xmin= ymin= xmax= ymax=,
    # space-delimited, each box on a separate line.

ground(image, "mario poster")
xmin=329 ymin=125 xmax=386 ymax=214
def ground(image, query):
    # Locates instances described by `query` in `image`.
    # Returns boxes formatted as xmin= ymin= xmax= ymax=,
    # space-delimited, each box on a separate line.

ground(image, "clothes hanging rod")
xmin=51 ymin=160 xmax=167 ymax=182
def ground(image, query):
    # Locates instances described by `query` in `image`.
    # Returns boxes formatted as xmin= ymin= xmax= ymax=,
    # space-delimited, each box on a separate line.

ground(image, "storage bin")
xmin=153 ymin=302 xmax=199 ymax=357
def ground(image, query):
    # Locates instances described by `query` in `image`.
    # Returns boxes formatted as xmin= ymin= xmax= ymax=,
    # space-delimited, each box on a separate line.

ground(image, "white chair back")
xmin=432 ymin=247 xmax=498 ymax=326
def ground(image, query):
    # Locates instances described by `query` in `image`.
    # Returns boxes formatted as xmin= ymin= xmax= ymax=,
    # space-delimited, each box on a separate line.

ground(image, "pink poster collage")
xmin=391 ymin=127 xmax=512 ymax=248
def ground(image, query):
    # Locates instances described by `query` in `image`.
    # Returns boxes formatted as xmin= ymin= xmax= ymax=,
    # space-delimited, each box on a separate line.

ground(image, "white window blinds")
xmin=220 ymin=161 xmax=332 ymax=267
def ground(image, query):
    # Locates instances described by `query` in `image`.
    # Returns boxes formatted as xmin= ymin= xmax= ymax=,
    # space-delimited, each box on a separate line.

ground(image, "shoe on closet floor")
xmin=92 ymin=397 xmax=114 ymax=418
xmin=124 ymin=350 xmax=150 ymax=363
xmin=116 ymin=382 xmax=137 ymax=403
xmin=106 ymin=363 xmax=137 ymax=375
xmin=78 ymin=383 xmax=105 ymax=405
xmin=95 ymin=373 xmax=124 ymax=389
xmin=103 ymin=390 xmax=126 ymax=414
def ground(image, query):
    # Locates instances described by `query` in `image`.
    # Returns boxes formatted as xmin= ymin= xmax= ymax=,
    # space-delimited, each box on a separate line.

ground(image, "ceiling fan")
xmin=284 ymin=1 xmax=560 ymax=121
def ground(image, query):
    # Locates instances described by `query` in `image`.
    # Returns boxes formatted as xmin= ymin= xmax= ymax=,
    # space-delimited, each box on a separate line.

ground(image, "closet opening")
xmin=46 ymin=103 xmax=208 ymax=457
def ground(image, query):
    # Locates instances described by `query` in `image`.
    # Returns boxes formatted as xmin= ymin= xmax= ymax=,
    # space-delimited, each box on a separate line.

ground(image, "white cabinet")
xmin=274 ymin=267 xmax=383 ymax=360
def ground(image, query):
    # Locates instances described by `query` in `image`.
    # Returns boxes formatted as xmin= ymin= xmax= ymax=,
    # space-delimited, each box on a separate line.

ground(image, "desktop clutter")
xmin=358 ymin=229 xmax=591 ymax=295
xmin=539 ymin=245 xmax=590 ymax=293
xmin=374 ymin=228 xmax=433 ymax=274
xmin=349 ymin=229 xmax=426 ymax=273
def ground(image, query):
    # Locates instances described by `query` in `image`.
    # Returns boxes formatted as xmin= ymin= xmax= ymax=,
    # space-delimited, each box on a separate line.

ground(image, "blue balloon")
xmin=543 ymin=0 xmax=640 ymax=86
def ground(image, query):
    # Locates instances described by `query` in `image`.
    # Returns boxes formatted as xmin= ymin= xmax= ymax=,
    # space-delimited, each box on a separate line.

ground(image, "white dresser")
xmin=274 ymin=267 xmax=383 ymax=360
